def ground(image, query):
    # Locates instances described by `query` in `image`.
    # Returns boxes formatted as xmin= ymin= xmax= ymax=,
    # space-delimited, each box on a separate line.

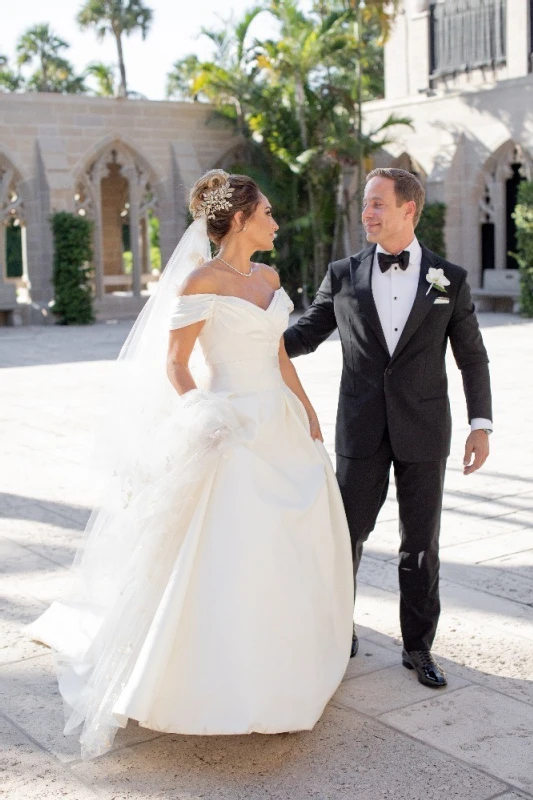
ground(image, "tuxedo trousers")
xmin=336 ymin=430 xmax=447 ymax=652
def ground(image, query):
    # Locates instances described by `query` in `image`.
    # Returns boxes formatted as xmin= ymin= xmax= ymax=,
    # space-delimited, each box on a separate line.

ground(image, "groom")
xmin=284 ymin=168 xmax=492 ymax=688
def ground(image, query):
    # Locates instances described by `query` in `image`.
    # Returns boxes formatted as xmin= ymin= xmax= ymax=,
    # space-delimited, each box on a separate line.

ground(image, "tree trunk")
xmin=331 ymin=171 xmax=344 ymax=262
xmin=40 ymin=50 xmax=48 ymax=92
xmin=114 ymin=30 xmax=127 ymax=97
xmin=294 ymin=77 xmax=326 ymax=293
xmin=354 ymin=0 xmax=366 ymax=251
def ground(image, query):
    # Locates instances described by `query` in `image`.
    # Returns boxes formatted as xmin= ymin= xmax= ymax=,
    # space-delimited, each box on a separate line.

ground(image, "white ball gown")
xmin=29 ymin=285 xmax=354 ymax=759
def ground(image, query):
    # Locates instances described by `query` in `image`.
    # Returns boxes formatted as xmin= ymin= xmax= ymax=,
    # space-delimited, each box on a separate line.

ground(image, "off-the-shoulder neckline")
xmin=176 ymin=286 xmax=285 ymax=314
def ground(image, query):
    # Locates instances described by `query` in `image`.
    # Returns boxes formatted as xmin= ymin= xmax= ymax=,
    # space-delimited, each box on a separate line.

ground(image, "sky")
xmin=1 ymin=0 xmax=291 ymax=100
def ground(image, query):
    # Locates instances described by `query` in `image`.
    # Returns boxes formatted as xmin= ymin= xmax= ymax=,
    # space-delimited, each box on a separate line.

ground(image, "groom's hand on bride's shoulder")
xmin=463 ymin=430 xmax=490 ymax=475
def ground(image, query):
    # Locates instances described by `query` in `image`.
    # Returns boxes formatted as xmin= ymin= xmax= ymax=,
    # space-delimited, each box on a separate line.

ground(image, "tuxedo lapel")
xmin=350 ymin=247 xmax=389 ymax=355
xmin=391 ymin=246 xmax=443 ymax=361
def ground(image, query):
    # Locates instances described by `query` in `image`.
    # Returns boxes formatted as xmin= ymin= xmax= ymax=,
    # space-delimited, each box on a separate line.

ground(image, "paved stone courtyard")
xmin=1 ymin=311 xmax=532 ymax=799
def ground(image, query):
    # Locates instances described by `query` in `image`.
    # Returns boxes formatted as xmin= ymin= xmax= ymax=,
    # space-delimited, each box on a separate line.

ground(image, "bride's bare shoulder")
xmin=178 ymin=261 xmax=222 ymax=296
xmin=255 ymin=263 xmax=281 ymax=290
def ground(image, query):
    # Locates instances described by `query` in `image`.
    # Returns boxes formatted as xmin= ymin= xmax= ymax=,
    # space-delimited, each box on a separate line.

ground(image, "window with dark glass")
xmin=429 ymin=0 xmax=506 ymax=78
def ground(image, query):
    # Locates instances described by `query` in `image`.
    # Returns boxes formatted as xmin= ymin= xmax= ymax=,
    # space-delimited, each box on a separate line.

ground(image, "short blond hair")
xmin=366 ymin=168 xmax=425 ymax=226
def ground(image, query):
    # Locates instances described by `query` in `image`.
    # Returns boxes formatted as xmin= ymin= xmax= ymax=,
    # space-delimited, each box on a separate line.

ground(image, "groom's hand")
xmin=463 ymin=430 xmax=490 ymax=475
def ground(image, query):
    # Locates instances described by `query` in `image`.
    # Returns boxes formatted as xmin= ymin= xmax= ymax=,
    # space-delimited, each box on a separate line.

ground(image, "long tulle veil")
xmin=30 ymin=216 xmax=241 ymax=758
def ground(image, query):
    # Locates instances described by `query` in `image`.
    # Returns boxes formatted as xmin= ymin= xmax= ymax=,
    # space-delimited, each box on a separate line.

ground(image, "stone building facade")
xmin=363 ymin=0 xmax=533 ymax=296
xmin=0 ymin=93 xmax=237 ymax=323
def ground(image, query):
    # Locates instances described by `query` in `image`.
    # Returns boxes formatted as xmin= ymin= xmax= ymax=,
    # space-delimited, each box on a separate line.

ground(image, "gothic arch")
xmin=72 ymin=135 xmax=164 ymax=192
xmin=73 ymin=138 xmax=161 ymax=300
xmin=477 ymin=140 xmax=533 ymax=275
xmin=210 ymin=136 xmax=248 ymax=172
xmin=0 ymin=152 xmax=28 ymax=287
xmin=390 ymin=152 xmax=428 ymax=182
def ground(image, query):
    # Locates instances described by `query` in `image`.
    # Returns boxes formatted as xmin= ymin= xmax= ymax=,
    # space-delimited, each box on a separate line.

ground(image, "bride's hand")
xmin=308 ymin=412 xmax=324 ymax=442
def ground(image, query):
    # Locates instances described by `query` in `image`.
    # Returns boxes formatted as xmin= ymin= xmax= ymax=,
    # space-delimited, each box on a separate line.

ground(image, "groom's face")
xmin=362 ymin=177 xmax=415 ymax=249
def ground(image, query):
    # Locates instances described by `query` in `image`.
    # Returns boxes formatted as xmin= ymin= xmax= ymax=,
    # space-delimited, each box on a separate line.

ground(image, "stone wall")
xmin=0 ymin=93 xmax=237 ymax=319
xmin=363 ymin=1 xmax=533 ymax=290
xmin=385 ymin=0 xmax=530 ymax=101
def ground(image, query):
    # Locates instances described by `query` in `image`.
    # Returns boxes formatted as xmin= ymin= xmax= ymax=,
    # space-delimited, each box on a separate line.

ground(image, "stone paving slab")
xmin=1 ymin=515 xmax=84 ymax=567
xmin=0 ymin=656 xmax=165 ymax=764
xmin=335 ymin=663 xmax=471 ymax=717
xmin=0 ymin=713 xmax=98 ymax=799
xmin=439 ymin=528 xmax=533 ymax=565
xmin=491 ymin=794 xmax=533 ymax=800
xmin=341 ymin=638 xmax=399 ymax=680
xmin=70 ymin=704 xmax=506 ymax=800
xmin=380 ymin=685 xmax=533 ymax=794
xmin=0 ymin=591 xmax=48 ymax=666
xmin=483 ymin=548 xmax=533 ymax=580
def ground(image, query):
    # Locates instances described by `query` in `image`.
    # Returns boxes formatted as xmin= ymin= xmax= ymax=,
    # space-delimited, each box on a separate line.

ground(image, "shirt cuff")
xmin=471 ymin=418 xmax=493 ymax=433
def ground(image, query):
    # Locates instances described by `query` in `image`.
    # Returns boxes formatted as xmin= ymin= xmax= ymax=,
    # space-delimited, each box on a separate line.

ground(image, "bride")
xmin=29 ymin=169 xmax=354 ymax=759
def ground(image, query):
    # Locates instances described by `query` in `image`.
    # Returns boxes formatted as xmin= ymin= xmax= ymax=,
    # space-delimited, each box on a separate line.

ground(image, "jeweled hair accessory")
xmin=195 ymin=181 xmax=234 ymax=220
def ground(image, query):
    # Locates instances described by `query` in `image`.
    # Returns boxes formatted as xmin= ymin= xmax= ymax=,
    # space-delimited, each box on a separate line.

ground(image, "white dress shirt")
xmin=371 ymin=238 xmax=492 ymax=433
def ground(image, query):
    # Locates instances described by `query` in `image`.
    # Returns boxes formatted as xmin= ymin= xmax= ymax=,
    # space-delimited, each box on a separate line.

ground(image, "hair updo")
xmin=189 ymin=169 xmax=262 ymax=245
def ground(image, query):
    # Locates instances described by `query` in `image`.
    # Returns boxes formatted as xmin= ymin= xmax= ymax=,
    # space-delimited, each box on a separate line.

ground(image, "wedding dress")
xmin=29 ymin=222 xmax=353 ymax=759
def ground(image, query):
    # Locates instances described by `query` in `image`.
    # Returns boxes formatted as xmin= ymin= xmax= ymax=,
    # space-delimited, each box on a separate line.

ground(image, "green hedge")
xmin=512 ymin=181 xmax=533 ymax=317
xmin=416 ymin=202 xmax=446 ymax=258
xmin=51 ymin=212 xmax=94 ymax=325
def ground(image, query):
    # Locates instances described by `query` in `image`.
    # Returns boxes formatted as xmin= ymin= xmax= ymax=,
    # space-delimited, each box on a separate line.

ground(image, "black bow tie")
xmin=377 ymin=251 xmax=410 ymax=273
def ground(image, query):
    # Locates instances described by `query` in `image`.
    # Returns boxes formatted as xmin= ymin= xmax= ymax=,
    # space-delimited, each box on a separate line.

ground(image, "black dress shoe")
xmin=350 ymin=626 xmax=359 ymax=658
xmin=402 ymin=649 xmax=447 ymax=688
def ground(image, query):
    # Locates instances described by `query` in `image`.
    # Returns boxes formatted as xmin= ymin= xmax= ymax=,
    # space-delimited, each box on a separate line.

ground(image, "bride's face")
xmin=244 ymin=195 xmax=279 ymax=251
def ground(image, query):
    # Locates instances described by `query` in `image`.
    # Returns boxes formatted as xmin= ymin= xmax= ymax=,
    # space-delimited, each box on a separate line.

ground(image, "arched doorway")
xmin=0 ymin=154 xmax=28 ymax=297
xmin=74 ymin=141 xmax=160 ymax=302
xmin=505 ymin=161 xmax=524 ymax=270
xmin=478 ymin=142 xmax=532 ymax=289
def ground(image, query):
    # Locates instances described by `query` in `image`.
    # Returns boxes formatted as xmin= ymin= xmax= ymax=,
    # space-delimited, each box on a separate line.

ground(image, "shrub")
xmin=512 ymin=181 xmax=533 ymax=317
xmin=51 ymin=211 xmax=94 ymax=324
xmin=416 ymin=202 xmax=446 ymax=257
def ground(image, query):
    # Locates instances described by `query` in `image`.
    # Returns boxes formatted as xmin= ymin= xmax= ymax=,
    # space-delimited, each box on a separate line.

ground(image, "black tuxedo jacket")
xmin=284 ymin=244 xmax=492 ymax=462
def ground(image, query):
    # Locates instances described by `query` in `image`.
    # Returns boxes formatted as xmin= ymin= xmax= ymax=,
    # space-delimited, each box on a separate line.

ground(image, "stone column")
xmin=143 ymin=211 xmax=150 ymax=273
xmin=0 ymin=224 xmax=19 ymax=310
xmin=21 ymin=225 xmax=29 ymax=288
xmin=492 ymin=180 xmax=506 ymax=270
xmin=125 ymin=170 xmax=142 ymax=298
xmin=92 ymin=189 xmax=105 ymax=301
xmin=0 ymin=224 xmax=5 ymax=282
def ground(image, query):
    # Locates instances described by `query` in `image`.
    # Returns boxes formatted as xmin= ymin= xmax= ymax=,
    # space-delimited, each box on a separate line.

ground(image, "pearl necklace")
xmin=217 ymin=256 xmax=253 ymax=277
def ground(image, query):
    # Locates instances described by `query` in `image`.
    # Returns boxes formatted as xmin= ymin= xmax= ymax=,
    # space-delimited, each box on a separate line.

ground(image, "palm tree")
xmin=26 ymin=60 xmax=86 ymax=93
xmin=85 ymin=61 xmax=116 ymax=96
xmin=165 ymin=0 xmax=404 ymax=295
xmin=166 ymin=54 xmax=203 ymax=101
xmin=0 ymin=55 xmax=23 ymax=92
xmin=16 ymin=25 xmax=85 ymax=93
xmin=325 ymin=112 xmax=413 ymax=258
xmin=258 ymin=0 xmax=348 ymax=288
xmin=167 ymin=7 xmax=264 ymax=132
xmin=17 ymin=25 xmax=65 ymax=91
xmin=77 ymin=0 xmax=153 ymax=97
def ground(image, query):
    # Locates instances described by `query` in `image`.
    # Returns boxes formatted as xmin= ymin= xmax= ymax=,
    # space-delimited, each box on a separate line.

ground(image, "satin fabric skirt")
xmin=31 ymin=359 xmax=353 ymax=744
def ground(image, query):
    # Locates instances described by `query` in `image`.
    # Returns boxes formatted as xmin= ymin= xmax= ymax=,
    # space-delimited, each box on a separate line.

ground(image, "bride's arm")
xmin=167 ymin=267 xmax=218 ymax=396
xmin=167 ymin=321 xmax=205 ymax=395
xmin=278 ymin=337 xmax=323 ymax=442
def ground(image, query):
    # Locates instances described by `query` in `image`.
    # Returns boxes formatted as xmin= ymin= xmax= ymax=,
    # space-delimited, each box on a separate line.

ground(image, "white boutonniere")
xmin=426 ymin=267 xmax=450 ymax=295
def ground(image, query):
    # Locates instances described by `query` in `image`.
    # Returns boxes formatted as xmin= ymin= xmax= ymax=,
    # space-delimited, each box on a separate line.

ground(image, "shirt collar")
xmin=375 ymin=237 xmax=421 ymax=266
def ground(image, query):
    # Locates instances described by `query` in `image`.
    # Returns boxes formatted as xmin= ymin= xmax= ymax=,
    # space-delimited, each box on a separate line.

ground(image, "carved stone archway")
xmin=0 ymin=153 xmax=28 ymax=294
xmin=390 ymin=152 xmax=428 ymax=183
xmin=478 ymin=141 xmax=533 ymax=275
xmin=74 ymin=141 xmax=159 ymax=300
